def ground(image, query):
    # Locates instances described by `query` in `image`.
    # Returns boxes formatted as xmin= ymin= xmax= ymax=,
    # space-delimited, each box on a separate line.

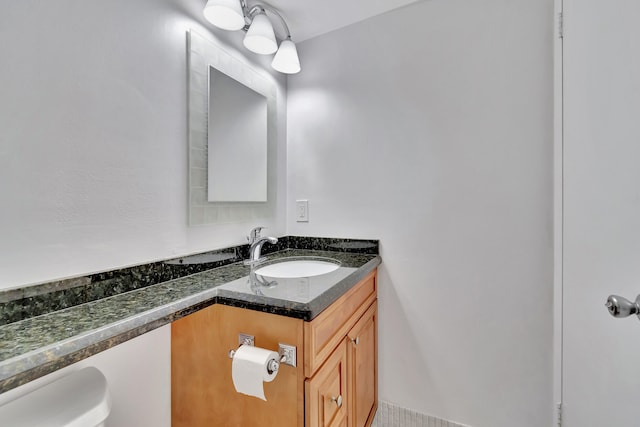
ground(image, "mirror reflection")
xmin=208 ymin=67 xmax=267 ymax=202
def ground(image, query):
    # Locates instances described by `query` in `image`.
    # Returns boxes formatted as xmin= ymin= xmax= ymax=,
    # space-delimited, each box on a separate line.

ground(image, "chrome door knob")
xmin=605 ymin=294 xmax=640 ymax=318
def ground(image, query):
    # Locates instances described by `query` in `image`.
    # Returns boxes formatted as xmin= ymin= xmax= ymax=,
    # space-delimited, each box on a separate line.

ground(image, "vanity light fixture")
xmin=243 ymin=10 xmax=277 ymax=54
xmin=203 ymin=0 xmax=245 ymax=30
xmin=203 ymin=0 xmax=301 ymax=74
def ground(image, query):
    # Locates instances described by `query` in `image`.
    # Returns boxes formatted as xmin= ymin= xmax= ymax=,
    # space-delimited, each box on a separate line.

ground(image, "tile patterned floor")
xmin=371 ymin=401 xmax=470 ymax=427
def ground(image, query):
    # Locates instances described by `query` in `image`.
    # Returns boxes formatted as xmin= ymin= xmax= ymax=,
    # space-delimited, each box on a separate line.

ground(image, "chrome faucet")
xmin=245 ymin=227 xmax=278 ymax=265
xmin=248 ymin=226 xmax=264 ymax=245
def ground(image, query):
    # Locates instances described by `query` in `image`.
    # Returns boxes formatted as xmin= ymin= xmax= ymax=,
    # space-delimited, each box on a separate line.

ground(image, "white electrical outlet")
xmin=296 ymin=200 xmax=309 ymax=222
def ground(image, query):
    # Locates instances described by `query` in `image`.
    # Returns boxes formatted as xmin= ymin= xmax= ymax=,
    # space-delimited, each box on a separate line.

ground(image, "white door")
xmin=563 ymin=0 xmax=640 ymax=425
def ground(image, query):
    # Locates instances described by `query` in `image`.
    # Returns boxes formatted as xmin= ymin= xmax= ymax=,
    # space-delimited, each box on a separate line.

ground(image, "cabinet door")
xmin=333 ymin=413 xmax=348 ymax=427
xmin=347 ymin=302 xmax=377 ymax=427
xmin=306 ymin=340 xmax=348 ymax=427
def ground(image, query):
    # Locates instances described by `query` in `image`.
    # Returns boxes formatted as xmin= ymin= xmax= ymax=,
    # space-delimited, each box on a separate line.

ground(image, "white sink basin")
xmin=254 ymin=259 xmax=340 ymax=278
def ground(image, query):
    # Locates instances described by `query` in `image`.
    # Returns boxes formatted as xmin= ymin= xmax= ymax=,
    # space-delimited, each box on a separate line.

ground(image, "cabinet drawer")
xmin=304 ymin=270 xmax=377 ymax=377
xmin=305 ymin=340 xmax=348 ymax=427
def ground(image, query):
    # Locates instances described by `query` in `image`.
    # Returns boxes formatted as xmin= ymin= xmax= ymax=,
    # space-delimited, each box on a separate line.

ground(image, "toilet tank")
xmin=0 ymin=367 xmax=111 ymax=427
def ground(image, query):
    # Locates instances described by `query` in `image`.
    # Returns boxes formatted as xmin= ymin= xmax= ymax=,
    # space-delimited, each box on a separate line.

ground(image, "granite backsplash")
xmin=0 ymin=236 xmax=378 ymax=326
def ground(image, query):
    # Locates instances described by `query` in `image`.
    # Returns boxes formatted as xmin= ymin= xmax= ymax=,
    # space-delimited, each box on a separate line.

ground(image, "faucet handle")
xmin=247 ymin=226 xmax=265 ymax=244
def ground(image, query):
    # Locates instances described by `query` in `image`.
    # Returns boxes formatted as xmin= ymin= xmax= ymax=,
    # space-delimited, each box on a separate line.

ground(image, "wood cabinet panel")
xmin=306 ymin=340 xmax=348 ymax=427
xmin=172 ymin=304 xmax=305 ymax=427
xmin=333 ymin=413 xmax=348 ymax=427
xmin=347 ymin=302 xmax=377 ymax=427
xmin=172 ymin=268 xmax=378 ymax=427
xmin=304 ymin=271 xmax=377 ymax=377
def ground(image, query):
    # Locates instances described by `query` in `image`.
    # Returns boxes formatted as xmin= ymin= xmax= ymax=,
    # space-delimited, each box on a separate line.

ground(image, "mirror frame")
xmin=187 ymin=30 xmax=278 ymax=226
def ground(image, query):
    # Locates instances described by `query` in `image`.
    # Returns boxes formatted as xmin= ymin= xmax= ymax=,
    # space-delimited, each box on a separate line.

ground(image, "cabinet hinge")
xmin=556 ymin=402 xmax=563 ymax=427
xmin=558 ymin=12 xmax=564 ymax=39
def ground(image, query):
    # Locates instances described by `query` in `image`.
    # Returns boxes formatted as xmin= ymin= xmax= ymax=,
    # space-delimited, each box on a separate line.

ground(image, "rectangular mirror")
xmin=208 ymin=67 xmax=267 ymax=202
xmin=187 ymin=30 xmax=278 ymax=226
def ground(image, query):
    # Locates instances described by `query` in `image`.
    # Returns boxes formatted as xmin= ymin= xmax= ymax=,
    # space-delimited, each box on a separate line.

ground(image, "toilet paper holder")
xmin=228 ymin=334 xmax=297 ymax=369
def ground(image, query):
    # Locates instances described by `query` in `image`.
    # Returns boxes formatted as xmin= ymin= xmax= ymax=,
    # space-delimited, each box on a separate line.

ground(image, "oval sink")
xmin=254 ymin=258 xmax=340 ymax=278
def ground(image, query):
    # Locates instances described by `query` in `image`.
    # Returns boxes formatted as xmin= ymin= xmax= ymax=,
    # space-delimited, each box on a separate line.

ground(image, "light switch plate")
xmin=296 ymin=200 xmax=309 ymax=222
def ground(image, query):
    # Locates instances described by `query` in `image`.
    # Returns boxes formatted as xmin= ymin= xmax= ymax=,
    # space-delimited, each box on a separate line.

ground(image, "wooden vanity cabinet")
xmin=304 ymin=270 xmax=378 ymax=427
xmin=171 ymin=269 xmax=377 ymax=427
xmin=305 ymin=301 xmax=377 ymax=427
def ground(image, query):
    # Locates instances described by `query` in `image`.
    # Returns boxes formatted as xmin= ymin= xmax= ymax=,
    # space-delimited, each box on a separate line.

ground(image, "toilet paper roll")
xmin=231 ymin=345 xmax=279 ymax=401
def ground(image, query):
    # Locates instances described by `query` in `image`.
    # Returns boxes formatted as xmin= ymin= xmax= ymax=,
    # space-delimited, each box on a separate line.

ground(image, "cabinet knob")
xmin=350 ymin=336 xmax=360 ymax=346
xmin=330 ymin=395 xmax=343 ymax=408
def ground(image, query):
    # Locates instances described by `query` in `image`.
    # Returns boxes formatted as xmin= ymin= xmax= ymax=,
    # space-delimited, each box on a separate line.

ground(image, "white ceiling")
xmin=257 ymin=0 xmax=423 ymax=42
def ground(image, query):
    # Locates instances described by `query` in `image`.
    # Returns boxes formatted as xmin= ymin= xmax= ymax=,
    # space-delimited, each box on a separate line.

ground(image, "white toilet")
xmin=0 ymin=367 xmax=111 ymax=427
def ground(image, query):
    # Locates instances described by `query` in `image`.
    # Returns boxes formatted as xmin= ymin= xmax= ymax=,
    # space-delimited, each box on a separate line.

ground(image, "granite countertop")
xmin=0 ymin=248 xmax=380 ymax=393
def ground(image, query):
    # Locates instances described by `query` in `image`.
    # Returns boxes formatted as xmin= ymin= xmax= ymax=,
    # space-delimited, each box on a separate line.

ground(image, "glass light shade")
xmin=203 ymin=0 xmax=245 ymax=31
xmin=271 ymin=39 xmax=301 ymax=74
xmin=243 ymin=13 xmax=277 ymax=55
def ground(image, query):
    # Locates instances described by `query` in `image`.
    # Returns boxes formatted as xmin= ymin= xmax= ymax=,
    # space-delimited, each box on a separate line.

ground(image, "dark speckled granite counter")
xmin=0 ymin=246 xmax=380 ymax=394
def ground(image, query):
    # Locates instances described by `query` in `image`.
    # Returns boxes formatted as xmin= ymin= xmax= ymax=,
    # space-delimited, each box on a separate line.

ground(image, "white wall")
xmin=0 ymin=1 xmax=286 ymax=425
xmin=286 ymin=1 xmax=554 ymax=426
xmin=0 ymin=0 xmax=287 ymax=290
xmin=1 ymin=1 xmax=555 ymax=425
xmin=0 ymin=326 xmax=171 ymax=427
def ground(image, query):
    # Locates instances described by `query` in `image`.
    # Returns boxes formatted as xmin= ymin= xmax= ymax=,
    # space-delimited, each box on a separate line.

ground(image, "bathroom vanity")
xmin=172 ymin=269 xmax=378 ymax=427
xmin=0 ymin=237 xmax=379 ymax=427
